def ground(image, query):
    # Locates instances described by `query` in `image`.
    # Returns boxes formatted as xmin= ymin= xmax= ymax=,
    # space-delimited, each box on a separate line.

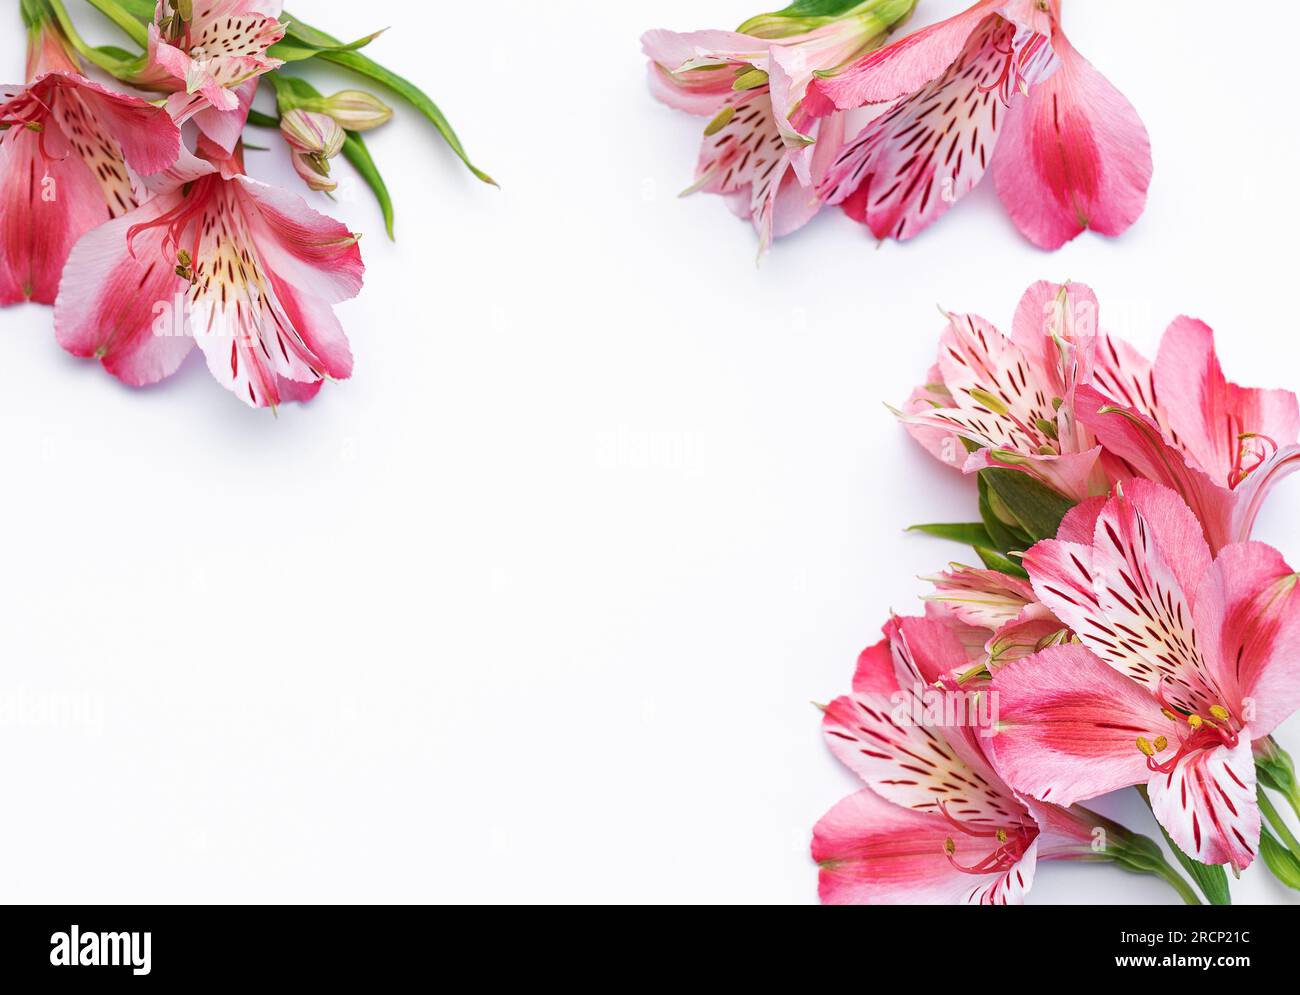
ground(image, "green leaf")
xmin=906 ymin=523 xmax=993 ymax=547
xmin=974 ymin=547 xmax=1029 ymax=580
xmin=281 ymin=10 xmax=495 ymax=186
xmin=1138 ymin=786 xmax=1231 ymax=905
xmin=341 ymin=132 xmax=394 ymax=240
xmin=1260 ymin=828 xmax=1300 ymax=891
xmin=977 ymin=474 xmax=1032 ymax=554
xmin=269 ymin=28 xmax=385 ymax=64
xmin=980 ymin=468 xmax=1076 ymax=543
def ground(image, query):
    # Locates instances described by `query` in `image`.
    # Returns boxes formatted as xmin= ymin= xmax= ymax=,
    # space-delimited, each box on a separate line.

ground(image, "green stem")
xmin=81 ymin=0 xmax=150 ymax=47
xmin=1259 ymin=789 xmax=1300 ymax=854
xmin=46 ymin=0 xmax=128 ymax=72
xmin=1149 ymin=858 xmax=1202 ymax=905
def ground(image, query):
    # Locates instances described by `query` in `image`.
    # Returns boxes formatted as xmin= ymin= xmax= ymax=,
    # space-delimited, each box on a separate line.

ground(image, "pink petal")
xmin=0 ymin=128 xmax=104 ymax=305
xmin=991 ymin=31 xmax=1151 ymax=249
xmin=885 ymin=614 xmax=975 ymax=686
xmin=644 ymin=61 xmax=730 ymax=116
xmin=987 ymin=643 xmax=1167 ymax=806
xmin=1055 ymin=495 xmax=1104 ymax=544
xmin=923 ymin=565 xmax=1036 ymax=631
xmin=818 ymin=17 xmax=1015 ymax=241
xmin=1146 ymin=737 xmax=1259 ymax=872
xmin=852 ymin=637 xmax=901 ymax=696
xmin=1010 ymin=279 xmax=1100 ymax=399
xmin=53 ymin=191 xmax=195 ymax=385
xmin=1154 ymin=316 xmax=1300 ymax=489
xmin=822 ymin=689 xmax=1013 ymax=822
xmin=813 ymin=789 xmax=1036 ymax=904
xmin=1193 ymin=543 xmax=1300 ymax=739
xmin=805 ymin=2 xmax=999 ymax=114
xmin=1073 ymin=383 xmax=1237 ymax=552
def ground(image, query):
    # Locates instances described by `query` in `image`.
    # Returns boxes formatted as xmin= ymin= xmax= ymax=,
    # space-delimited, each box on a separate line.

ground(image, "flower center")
xmin=1137 ymin=686 xmax=1240 ymax=780
xmin=938 ymin=801 xmax=1035 ymax=875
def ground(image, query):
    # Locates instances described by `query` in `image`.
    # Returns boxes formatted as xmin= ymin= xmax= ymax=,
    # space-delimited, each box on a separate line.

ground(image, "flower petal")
xmin=1146 ymin=736 xmax=1259 ymax=872
xmin=53 ymin=191 xmax=195 ymax=385
xmin=990 ymin=31 xmax=1151 ymax=249
xmin=1154 ymin=316 xmax=1300 ymax=489
xmin=822 ymin=688 xmax=1015 ymax=824
xmin=987 ymin=643 xmax=1167 ymax=806
xmin=813 ymin=788 xmax=1036 ymax=904
xmin=818 ymin=17 xmax=1015 ymax=241
xmin=1193 ymin=543 xmax=1300 ymax=738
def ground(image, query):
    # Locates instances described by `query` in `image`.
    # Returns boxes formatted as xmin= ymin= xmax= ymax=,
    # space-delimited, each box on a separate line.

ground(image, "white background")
xmin=2 ymin=0 xmax=1298 ymax=904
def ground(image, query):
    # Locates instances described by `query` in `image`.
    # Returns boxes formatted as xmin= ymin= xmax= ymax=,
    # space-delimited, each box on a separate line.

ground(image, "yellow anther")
xmin=944 ymin=838 xmax=956 ymax=856
xmin=1161 ymin=708 xmax=1180 ymax=723
xmin=1209 ymin=705 xmax=1230 ymax=722
xmin=996 ymin=829 xmax=1008 ymax=844
xmin=1136 ymin=736 xmax=1155 ymax=757
xmin=703 ymin=105 xmax=735 ymax=137
xmin=1153 ymin=736 xmax=1168 ymax=752
xmin=1187 ymin=714 xmax=1203 ymax=729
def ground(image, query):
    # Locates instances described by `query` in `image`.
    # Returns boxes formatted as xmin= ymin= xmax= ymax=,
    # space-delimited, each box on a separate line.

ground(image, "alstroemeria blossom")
xmin=643 ymin=0 xmax=915 ymax=253
xmin=1071 ymin=319 xmax=1300 ymax=552
xmin=134 ymin=0 xmax=286 ymax=153
xmin=987 ymin=480 xmax=1300 ymax=871
xmin=806 ymin=0 xmax=1151 ymax=248
xmin=814 ymin=614 xmax=1106 ymax=904
xmin=901 ymin=280 xmax=1109 ymax=501
xmin=902 ymin=281 xmax=1300 ymax=549
xmin=0 ymin=26 xmax=181 ymax=306
xmin=54 ymin=141 xmax=362 ymax=408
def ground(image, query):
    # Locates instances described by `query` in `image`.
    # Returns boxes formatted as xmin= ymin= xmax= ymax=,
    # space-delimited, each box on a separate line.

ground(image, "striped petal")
xmin=1146 ymin=736 xmax=1259 ymax=872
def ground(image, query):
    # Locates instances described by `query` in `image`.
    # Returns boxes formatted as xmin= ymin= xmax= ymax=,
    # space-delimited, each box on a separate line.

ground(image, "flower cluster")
xmin=2 ymin=0 xmax=486 ymax=408
xmin=643 ymin=0 xmax=1151 ymax=256
xmin=815 ymin=280 xmax=1300 ymax=904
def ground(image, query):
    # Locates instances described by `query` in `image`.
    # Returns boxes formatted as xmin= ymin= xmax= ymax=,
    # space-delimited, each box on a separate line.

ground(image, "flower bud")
xmin=308 ymin=90 xmax=394 ymax=133
xmin=280 ymin=109 xmax=346 ymax=193
xmin=280 ymin=108 xmax=346 ymax=158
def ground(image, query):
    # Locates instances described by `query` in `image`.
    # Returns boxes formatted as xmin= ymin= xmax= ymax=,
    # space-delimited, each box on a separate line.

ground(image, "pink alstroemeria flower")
xmin=133 ymin=0 xmax=286 ymax=153
xmin=642 ymin=0 xmax=915 ymax=253
xmin=814 ymin=614 xmax=1105 ymax=904
xmin=900 ymin=280 xmax=1110 ymax=501
xmin=987 ymin=480 xmax=1300 ymax=871
xmin=1071 ymin=319 xmax=1300 ymax=552
xmin=0 ymin=16 xmax=180 ymax=306
xmin=53 ymin=140 xmax=362 ymax=408
xmin=806 ymin=0 xmax=1151 ymax=248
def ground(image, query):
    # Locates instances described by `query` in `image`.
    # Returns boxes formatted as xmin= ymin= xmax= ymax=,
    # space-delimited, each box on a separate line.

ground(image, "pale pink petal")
xmin=923 ymin=565 xmax=1036 ymax=631
xmin=644 ymin=61 xmax=730 ymax=116
xmin=1146 ymin=737 xmax=1259 ymax=872
xmin=985 ymin=605 xmax=1069 ymax=671
xmin=965 ymin=445 xmax=1103 ymax=503
xmin=818 ymin=17 xmax=1015 ymax=241
xmin=805 ymin=2 xmax=999 ymax=113
xmin=813 ymin=788 xmax=1037 ymax=905
xmin=639 ymin=29 xmax=766 ymax=74
xmin=1010 ymin=279 xmax=1100 ymax=399
xmin=53 ymin=191 xmax=196 ymax=385
xmin=991 ymin=31 xmax=1151 ymax=249
xmin=987 ymin=644 xmax=1167 ymax=806
xmin=1193 ymin=543 xmax=1300 ymax=739
xmin=822 ymin=690 xmax=1012 ymax=822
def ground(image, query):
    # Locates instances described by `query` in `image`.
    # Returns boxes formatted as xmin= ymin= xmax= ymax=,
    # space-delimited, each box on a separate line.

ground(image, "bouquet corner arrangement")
xmin=641 ymin=0 xmax=1152 ymax=259
xmin=2 ymin=0 xmax=490 ymax=410
xmin=813 ymin=279 xmax=1300 ymax=905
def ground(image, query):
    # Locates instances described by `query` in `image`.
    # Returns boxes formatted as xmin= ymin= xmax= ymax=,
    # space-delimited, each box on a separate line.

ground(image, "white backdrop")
xmin=2 ymin=0 xmax=1298 ymax=904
